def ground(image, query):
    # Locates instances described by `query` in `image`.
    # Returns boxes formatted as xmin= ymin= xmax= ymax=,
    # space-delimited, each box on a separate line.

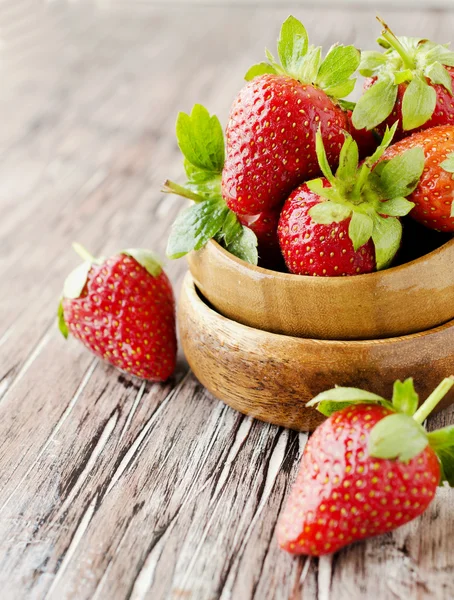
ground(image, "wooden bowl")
xmin=187 ymin=238 xmax=454 ymax=340
xmin=179 ymin=272 xmax=454 ymax=431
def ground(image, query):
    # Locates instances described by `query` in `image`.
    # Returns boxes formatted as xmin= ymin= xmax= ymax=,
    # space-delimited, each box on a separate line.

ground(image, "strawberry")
xmin=277 ymin=377 xmax=454 ymax=556
xmin=382 ymin=125 xmax=454 ymax=232
xmin=58 ymin=244 xmax=176 ymax=381
xmin=222 ymin=16 xmax=360 ymax=216
xmin=278 ymin=123 xmax=425 ymax=276
xmin=352 ymin=18 xmax=454 ymax=139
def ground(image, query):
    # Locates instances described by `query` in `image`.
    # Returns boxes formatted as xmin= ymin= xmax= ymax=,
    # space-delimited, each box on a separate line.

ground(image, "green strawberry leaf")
xmin=394 ymin=69 xmax=414 ymax=85
xmin=224 ymin=226 xmax=258 ymax=265
xmin=308 ymin=201 xmax=352 ymax=224
xmin=368 ymin=413 xmax=429 ymax=462
xmin=218 ymin=210 xmax=242 ymax=246
xmin=391 ymin=378 xmax=419 ymax=416
xmin=308 ymin=386 xmax=387 ymax=406
xmin=162 ymin=180 xmax=206 ymax=203
xmin=338 ymin=99 xmax=357 ymax=111
xmin=348 ymin=211 xmax=374 ymax=251
xmin=427 ymin=424 xmax=454 ymax=450
xmin=316 ymin=44 xmax=360 ymax=91
xmin=314 ymin=129 xmax=336 ymax=185
xmin=121 ymin=249 xmax=162 ymax=277
xmin=336 ymin=132 xmax=359 ymax=184
xmin=379 ymin=197 xmax=415 ymax=217
xmin=322 ymin=79 xmax=356 ymax=101
xmin=306 ymin=178 xmax=342 ymax=203
xmin=359 ymin=50 xmax=388 ymax=77
xmin=176 ymin=105 xmax=225 ymax=173
xmin=352 ymin=78 xmax=398 ymax=130
xmin=63 ymin=261 xmax=92 ymax=299
xmin=372 ymin=214 xmax=402 ymax=270
xmin=441 ymin=152 xmax=454 ymax=174
xmin=376 ymin=146 xmax=425 ymax=199
xmin=245 ymin=62 xmax=278 ymax=81
xmin=366 ymin=122 xmax=398 ymax=166
xmin=436 ymin=448 xmax=454 ymax=486
xmin=297 ymin=45 xmax=322 ymax=85
xmin=424 ymin=61 xmax=453 ymax=94
xmin=167 ymin=198 xmax=229 ymax=259
xmin=427 ymin=423 xmax=454 ymax=486
xmin=57 ymin=300 xmax=69 ymax=339
xmin=277 ymin=16 xmax=309 ymax=77
xmin=423 ymin=44 xmax=454 ymax=68
xmin=402 ymin=76 xmax=437 ymax=130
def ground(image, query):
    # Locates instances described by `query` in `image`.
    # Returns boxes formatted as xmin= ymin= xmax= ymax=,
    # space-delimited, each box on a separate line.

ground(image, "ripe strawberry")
xmin=58 ymin=244 xmax=176 ymax=381
xmin=382 ymin=125 xmax=454 ymax=231
xmin=222 ymin=16 xmax=360 ymax=216
xmin=352 ymin=18 xmax=454 ymax=139
xmin=277 ymin=377 xmax=454 ymax=556
xmin=278 ymin=123 xmax=424 ymax=276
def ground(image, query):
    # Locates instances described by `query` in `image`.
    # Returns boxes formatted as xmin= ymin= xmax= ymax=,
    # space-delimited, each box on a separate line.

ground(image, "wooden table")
xmin=1 ymin=2 xmax=453 ymax=598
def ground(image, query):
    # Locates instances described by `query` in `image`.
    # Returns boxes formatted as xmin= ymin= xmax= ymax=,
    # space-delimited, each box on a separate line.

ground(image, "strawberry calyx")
xmin=57 ymin=244 xmax=163 ymax=339
xmin=306 ymin=122 xmax=424 ymax=269
xmin=163 ymin=104 xmax=258 ymax=265
xmin=245 ymin=16 xmax=360 ymax=104
xmin=308 ymin=376 xmax=454 ymax=485
xmin=352 ymin=17 xmax=454 ymax=131
xmin=440 ymin=151 xmax=454 ymax=217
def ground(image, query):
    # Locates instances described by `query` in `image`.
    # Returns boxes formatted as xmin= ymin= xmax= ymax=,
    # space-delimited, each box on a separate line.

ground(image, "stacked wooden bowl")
xmin=179 ymin=239 xmax=454 ymax=431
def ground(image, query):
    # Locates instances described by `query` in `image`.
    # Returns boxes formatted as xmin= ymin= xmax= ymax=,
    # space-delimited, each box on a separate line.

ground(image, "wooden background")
xmin=0 ymin=1 xmax=454 ymax=599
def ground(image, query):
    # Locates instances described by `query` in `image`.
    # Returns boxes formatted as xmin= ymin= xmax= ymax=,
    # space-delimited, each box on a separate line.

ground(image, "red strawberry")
xmin=278 ymin=123 xmax=425 ymax=276
xmin=279 ymin=182 xmax=376 ymax=276
xmin=353 ymin=18 xmax=454 ymax=138
xmin=277 ymin=377 xmax=454 ymax=556
xmin=58 ymin=244 xmax=176 ymax=381
xmin=382 ymin=125 xmax=454 ymax=232
xmin=222 ymin=16 xmax=360 ymax=216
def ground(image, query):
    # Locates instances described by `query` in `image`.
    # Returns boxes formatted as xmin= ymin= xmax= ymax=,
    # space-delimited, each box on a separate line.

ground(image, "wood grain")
xmin=188 ymin=237 xmax=454 ymax=341
xmin=0 ymin=2 xmax=454 ymax=599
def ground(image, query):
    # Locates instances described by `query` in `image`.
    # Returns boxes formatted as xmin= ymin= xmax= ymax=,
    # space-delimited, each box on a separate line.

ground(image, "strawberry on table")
xmin=277 ymin=123 xmax=425 ymax=276
xmin=277 ymin=377 xmax=454 ymax=556
xmin=382 ymin=125 xmax=454 ymax=232
xmin=58 ymin=244 xmax=177 ymax=381
xmin=352 ymin=17 xmax=454 ymax=139
xmin=223 ymin=16 xmax=360 ymax=216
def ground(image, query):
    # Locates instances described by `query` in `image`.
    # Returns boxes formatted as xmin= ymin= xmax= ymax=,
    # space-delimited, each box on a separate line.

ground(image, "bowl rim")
xmin=185 ymin=272 xmax=454 ymax=346
xmin=205 ymin=236 xmax=454 ymax=283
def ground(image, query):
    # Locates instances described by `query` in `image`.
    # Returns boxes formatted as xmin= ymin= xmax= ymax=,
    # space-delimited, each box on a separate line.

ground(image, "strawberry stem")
xmin=413 ymin=377 xmax=454 ymax=424
xmin=162 ymin=180 xmax=206 ymax=203
xmin=72 ymin=242 xmax=96 ymax=263
xmin=377 ymin=17 xmax=415 ymax=71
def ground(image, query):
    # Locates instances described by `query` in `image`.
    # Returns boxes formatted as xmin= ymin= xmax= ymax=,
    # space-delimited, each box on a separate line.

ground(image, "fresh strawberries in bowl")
xmin=352 ymin=18 xmax=454 ymax=139
xmin=164 ymin=16 xmax=360 ymax=267
xmin=383 ymin=125 xmax=454 ymax=231
xmin=58 ymin=244 xmax=177 ymax=381
xmin=277 ymin=377 xmax=454 ymax=556
xmin=278 ymin=123 xmax=425 ymax=275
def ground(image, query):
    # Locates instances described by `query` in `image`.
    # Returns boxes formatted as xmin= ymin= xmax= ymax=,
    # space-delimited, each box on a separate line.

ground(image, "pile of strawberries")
xmin=166 ymin=16 xmax=454 ymax=275
xmin=57 ymin=15 xmax=454 ymax=559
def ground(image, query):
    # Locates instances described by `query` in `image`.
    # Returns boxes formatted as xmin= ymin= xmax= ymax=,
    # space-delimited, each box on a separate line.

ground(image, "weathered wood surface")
xmin=0 ymin=2 xmax=453 ymax=599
